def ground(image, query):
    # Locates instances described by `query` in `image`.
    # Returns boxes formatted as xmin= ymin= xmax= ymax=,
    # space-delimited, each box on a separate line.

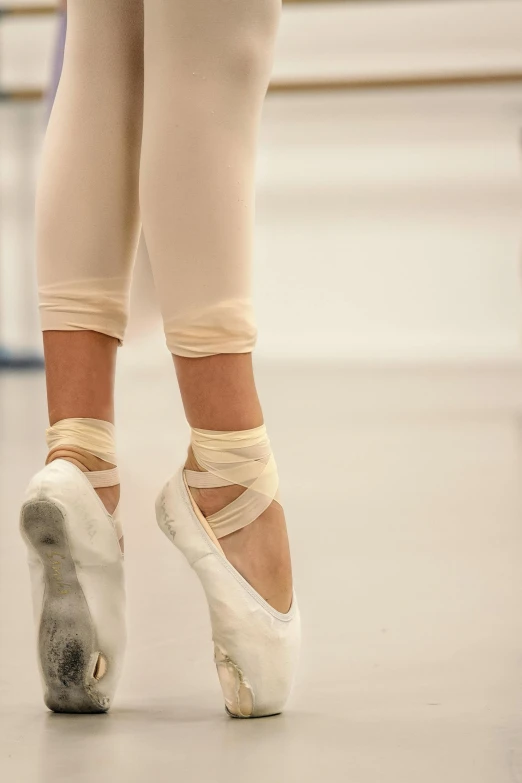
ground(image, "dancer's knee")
xmin=160 ymin=0 xmax=281 ymax=95
xmin=218 ymin=2 xmax=281 ymax=87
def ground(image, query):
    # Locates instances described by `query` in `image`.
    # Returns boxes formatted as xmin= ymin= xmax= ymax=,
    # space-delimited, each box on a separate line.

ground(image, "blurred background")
xmin=2 ymin=2 xmax=522 ymax=782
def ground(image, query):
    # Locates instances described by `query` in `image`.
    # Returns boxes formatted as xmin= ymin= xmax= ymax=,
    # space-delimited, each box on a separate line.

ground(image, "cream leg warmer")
xmin=140 ymin=0 xmax=281 ymax=356
xmin=37 ymin=0 xmax=280 ymax=357
xmin=36 ymin=0 xmax=143 ymax=342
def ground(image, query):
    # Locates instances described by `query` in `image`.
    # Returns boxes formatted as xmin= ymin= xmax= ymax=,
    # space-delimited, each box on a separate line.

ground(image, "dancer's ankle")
xmin=184 ymin=446 xmax=243 ymax=519
xmin=47 ymin=446 xmax=120 ymax=515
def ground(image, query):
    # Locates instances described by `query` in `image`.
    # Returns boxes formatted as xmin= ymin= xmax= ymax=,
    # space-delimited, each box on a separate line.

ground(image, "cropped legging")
xmin=36 ymin=0 xmax=281 ymax=357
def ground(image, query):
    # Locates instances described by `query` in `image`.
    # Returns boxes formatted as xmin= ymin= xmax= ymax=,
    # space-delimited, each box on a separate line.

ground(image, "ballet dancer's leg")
xmin=140 ymin=0 xmax=292 ymax=612
xmin=37 ymin=0 xmax=143 ymax=511
xmin=22 ymin=0 xmax=143 ymax=713
xmin=142 ymin=0 xmax=299 ymax=717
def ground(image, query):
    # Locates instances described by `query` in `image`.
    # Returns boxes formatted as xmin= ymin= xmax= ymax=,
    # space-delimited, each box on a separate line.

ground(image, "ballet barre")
xmin=0 ymin=0 xmax=482 ymax=13
xmin=0 ymin=4 xmax=56 ymax=15
xmin=269 ymin=71 xmax=522 ymax=92
xmin=2 ymin=69 xmax=522 ymax=104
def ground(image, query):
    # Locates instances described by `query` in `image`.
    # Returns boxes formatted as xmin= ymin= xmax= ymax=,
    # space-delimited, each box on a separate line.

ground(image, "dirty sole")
xmin=21 ymin=500 xmax=108 ymax=713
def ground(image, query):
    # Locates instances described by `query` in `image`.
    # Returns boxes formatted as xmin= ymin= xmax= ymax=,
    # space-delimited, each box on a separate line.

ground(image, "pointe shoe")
xmin=156 ymin=467 xmax=300 ymax=718
xmin=20 ymin=459 xmax=126 ymax=713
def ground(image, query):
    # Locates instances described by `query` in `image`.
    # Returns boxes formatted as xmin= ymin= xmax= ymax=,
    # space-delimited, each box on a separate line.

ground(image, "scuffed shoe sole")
xmin=21 ymin=501 xmax=109 ymax=714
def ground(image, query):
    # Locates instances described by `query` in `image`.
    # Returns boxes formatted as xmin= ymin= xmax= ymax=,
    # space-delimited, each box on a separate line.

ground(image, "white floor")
xmin=1 ymin=353 xmax=522 ymax=782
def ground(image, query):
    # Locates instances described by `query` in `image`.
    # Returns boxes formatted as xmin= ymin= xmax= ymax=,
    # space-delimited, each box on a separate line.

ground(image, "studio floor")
xmin=1 ymin=347 xmax=522 ymax=782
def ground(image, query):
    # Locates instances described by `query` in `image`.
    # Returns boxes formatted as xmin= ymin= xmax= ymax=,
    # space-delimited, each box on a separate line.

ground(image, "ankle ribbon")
xmin=185 ymin=424 xmax=280 ymax=539
xmin=46 ymin=417 xmax=119 ymax=489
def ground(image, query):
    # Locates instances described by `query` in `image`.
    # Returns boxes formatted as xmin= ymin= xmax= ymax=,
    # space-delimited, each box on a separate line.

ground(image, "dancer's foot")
xmin=20 ymin=460 xmax=126 ymax=713
xmin=156 ymin=464 xmax=300 ymax=718
xmin=184 ymin=446 xmax=292 ymax=613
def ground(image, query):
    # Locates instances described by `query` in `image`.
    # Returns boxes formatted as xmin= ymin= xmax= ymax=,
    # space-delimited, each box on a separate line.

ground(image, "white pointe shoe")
xmin=20 ymin=459 xmax=126 ymax=713
xmin=156 ymin=467 xmax=300 ymax=718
